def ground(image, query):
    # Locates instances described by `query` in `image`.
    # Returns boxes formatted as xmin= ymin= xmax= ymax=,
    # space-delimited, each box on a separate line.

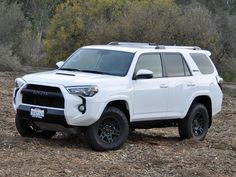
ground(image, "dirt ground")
xmin=0 ymin=71 xmax=235 ymax=177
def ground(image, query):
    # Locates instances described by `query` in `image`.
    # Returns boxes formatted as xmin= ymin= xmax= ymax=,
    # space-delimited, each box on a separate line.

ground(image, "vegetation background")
xmin=0 ymin=0 xmax=235 ymax=81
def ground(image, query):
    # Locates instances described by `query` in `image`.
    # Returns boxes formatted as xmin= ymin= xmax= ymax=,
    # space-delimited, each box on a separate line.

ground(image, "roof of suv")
xmin=82 ymin=42 xmax=211 ymax=56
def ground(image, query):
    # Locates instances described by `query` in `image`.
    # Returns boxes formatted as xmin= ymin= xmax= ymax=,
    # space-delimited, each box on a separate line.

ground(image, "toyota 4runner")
xmin=13 ymin=42 xmax=223 ymax=151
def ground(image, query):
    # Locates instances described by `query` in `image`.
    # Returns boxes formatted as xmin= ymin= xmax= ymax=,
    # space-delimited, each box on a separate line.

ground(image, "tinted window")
xmin=61 ymin=49 xmax=134 ymax=76
xmin=164 ymin=53 xmax=188 ymax=77
xmin=190 ymin=53 xmax=214 ymax=74
xmin=135 ymin=53 xmax=162 ymax=77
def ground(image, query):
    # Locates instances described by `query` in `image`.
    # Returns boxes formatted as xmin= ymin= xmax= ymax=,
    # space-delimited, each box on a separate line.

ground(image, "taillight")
xmin=216 ymin=76 xmax=223 ymax=90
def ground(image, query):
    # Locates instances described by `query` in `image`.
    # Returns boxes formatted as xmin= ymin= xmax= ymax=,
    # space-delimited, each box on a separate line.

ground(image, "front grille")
xmin=22 ymin=84 xmax=64 ymax=108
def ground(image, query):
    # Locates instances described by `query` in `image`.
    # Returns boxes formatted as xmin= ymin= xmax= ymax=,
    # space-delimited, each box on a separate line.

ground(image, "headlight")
xmin=65 ymin=85 xmax=98 ymax=97
xmin=15 ymin=78 xmax=26 ymax=88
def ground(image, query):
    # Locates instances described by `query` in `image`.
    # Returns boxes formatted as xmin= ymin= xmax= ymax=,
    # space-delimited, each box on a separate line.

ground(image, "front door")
xmin=133 ymin=53 xmax=169 ymax=121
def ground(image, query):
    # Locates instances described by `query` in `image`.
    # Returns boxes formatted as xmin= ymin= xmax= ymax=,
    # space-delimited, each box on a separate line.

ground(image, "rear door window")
xmin=190 ymin=53 xmax=214 ymax=74
xmin=163 ymin=53 xmax=191 ymax=77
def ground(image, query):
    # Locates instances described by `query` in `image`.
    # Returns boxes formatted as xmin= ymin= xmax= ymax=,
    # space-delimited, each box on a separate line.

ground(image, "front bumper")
xmin=17 ymin=105 xmax=70 ymax=127
xmin=14 ymin=82 xmax=106 ymax=127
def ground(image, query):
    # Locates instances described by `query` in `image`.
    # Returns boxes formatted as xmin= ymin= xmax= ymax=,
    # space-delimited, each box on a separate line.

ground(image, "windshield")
xmin=60 ymin=48 xmax=134 ymax=76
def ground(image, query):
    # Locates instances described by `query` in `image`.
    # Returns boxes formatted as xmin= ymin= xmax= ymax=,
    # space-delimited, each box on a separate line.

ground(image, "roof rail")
xmin=163 ymin=46 xmax=201 ymax=50
xmin=108 ymin=41 xmax=157 ymax=46
xmin=107 ymin=42 xmax=202 ymax=50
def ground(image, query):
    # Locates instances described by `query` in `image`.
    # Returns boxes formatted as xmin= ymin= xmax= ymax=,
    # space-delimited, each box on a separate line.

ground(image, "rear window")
xmin=190 ymin=53 xmax=214 ymax=74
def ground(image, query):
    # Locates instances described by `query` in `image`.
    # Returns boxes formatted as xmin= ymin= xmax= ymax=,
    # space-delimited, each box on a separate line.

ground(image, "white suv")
xmin=13 ymin=42 xmax=223 ymax=151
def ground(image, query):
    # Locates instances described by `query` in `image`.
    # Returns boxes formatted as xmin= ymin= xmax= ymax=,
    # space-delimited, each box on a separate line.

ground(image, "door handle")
xmin=160 ymin=84 xmax=168 ymax=88
xmin=187 ymin=82 xmax=196 ymax=87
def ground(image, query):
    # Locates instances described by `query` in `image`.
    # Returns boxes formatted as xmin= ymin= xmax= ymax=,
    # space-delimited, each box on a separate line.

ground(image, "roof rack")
xmin=163 ymin=46 xmax=201 ymax=50
xmin=107 ymin=42 xmax=201 ymax=50
xmin=108 ymin=41 xmax=157 ymax=46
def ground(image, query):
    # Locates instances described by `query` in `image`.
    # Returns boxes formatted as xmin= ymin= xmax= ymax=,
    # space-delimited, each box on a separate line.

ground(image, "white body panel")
xmin=13 ymin=45 xmax=223 ymax=127
xmin=132 ymin=78 xmax=169 ymax=121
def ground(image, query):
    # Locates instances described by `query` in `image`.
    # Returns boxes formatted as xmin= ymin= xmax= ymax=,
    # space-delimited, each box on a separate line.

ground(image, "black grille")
xmin=22 ymin=84 xmax=64 ymax=108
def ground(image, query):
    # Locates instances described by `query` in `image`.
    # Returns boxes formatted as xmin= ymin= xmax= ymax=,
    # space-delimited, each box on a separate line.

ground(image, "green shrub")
xmin=0 ymin=44 xmax=21 ymax=71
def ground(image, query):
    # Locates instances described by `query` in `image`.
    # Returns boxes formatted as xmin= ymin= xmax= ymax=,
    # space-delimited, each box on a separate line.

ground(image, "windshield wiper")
xmin=79 ymin=70 xmax=109 ymax=75
xmin=60 ymin=68 xmax=112 ymax=75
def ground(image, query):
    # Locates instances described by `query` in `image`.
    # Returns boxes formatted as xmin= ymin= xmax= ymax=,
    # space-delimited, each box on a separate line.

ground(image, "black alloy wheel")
xmin=178 ymin=103 xmax=209 ymax=140
xmin=85 ymin=106 xmax=129 ymax=151
xmin=98 ymin=117 xmax=121 ymax=144
xmin=192 ymin=112 xmax=205 ymax=137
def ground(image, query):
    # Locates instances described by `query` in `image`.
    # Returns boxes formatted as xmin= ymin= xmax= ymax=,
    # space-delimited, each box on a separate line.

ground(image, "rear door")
xmin=162 ymin=53 xmax=196 ymax=118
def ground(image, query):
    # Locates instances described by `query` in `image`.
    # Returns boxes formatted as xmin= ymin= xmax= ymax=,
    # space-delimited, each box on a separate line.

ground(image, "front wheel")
xmin=15 ymin=114 xmax=56 ymax=139
xmin=178 ymin=103 xmax=209 ymax=140
xmin=85 ymin=107 xmax=129 ymax=151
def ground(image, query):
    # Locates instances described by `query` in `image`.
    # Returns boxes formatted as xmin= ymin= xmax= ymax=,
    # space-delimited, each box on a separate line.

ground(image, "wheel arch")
xmin=188 ymin=95 xmax=212 ymax=128
xmin=104 ymin=100 xmax=131 ymax=123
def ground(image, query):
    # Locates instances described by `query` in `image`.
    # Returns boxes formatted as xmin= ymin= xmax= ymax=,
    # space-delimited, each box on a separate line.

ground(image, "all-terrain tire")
xmin=85 ymin=106 xmax=129 ymax=151
xmin=178 ymin=103 xmax=209 ymax=140
xmin=15 ymin=114 xmax=56 ymax=139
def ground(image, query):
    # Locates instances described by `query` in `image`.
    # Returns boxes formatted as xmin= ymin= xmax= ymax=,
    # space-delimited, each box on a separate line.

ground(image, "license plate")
xmin=30 ymin=108 xmax=44 ymax=119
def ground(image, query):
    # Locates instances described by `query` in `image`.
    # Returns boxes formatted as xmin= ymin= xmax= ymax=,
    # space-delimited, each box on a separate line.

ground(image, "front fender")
xmin=95 ymin=95 xmax=132 ymax=121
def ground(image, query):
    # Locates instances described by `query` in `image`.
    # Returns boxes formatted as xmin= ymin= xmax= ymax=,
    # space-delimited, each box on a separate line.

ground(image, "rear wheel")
xmin=178 ymin=103 xmax=209 ymax=140
xmin=85 ymin=106 xmax=129 ymax=151
xmin=15 ymin=114 xmax=56 ymax=139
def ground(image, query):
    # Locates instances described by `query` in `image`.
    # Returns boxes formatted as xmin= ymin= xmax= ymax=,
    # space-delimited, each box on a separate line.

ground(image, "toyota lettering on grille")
xmin=32 ymin=90 xmax=49 ymax=96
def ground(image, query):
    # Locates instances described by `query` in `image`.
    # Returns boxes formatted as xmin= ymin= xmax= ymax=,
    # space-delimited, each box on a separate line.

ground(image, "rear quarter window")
xmin=190 ymin=53 xmax=214 ymax=74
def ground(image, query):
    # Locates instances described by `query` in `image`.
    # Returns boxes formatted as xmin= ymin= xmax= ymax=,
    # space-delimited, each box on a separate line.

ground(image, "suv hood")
xmin=22 ymin=70 xmax=122 ymax=86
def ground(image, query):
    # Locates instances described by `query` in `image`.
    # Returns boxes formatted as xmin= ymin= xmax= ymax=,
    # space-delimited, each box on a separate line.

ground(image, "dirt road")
xmin=0 ymin=72 xmax=235 ymax=177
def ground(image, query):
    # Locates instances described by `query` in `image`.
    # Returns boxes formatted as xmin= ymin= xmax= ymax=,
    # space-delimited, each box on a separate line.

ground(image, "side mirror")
xmin=134 ymin=69 xmax=153 ymax=80
xmin=56 ymin=61 xmax=64 ymax=68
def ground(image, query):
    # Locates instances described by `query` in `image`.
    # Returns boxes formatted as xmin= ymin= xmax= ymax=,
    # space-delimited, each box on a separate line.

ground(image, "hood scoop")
xmin=56 ymin=72 xmax=75 ymax=76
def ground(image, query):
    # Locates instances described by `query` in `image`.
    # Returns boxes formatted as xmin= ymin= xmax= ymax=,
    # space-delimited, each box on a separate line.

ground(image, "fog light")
xmin=78 ymin=104 xmax=86 ymax=113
